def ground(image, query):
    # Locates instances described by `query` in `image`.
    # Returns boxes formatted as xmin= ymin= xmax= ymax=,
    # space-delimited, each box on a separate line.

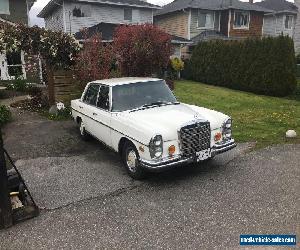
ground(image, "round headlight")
xmin=149 ymin=135 xmax=163 ymax=159
xmin=222 ymin=118 xmax=232 ymax=139
xmin=225 ymin=119 xmax=232 ymax=128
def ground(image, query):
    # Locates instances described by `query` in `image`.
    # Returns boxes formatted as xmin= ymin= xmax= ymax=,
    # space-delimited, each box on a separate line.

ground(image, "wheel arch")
xmin=76 ymin=116 xmax=82 ymax=124
xmin=118 ymin=137 xmax=132 ymax=155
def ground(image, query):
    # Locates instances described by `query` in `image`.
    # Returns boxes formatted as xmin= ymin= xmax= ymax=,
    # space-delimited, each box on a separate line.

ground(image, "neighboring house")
xmin=154 ymin=0 xmax=272 ymax=57
xmin=293 ymin=0 xmax=300 ymax=53
xmin=0 ymin=0 xmax=37 ymax=81
xmin=74 ymin=22 xmax=192 ymax=58
xmin=256 ymin=0 xmax=298 ymax=38
xmin=38 ymin=0 xmax=161 ymax=34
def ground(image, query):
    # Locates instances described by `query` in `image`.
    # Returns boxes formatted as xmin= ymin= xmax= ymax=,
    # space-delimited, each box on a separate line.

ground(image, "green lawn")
xmin=174 ymin=80 xmax=300 ymax=148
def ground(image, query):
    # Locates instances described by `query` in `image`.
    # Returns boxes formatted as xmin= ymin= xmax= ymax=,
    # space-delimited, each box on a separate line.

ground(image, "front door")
xmin=89 ymin=85 xmax=111 ymax=147
xmin=81 ymin=83 xmax=100 ymax=135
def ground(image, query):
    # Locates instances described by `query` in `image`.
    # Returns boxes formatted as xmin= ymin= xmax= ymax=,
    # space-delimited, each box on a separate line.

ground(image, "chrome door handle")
xmin=79 ymin=106 xmax=83 ymax=109
xmin=93 ymin=113 xmax=98 ymax=116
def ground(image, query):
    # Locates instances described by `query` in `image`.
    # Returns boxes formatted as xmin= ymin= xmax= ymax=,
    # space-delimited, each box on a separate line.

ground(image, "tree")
xmin=113 ymin=24 xmax=173 ymax=77
xmin=75 ymin=33 xmax=114 ymax=88
xmin=0 ymin=23 xmax=80 ymax=104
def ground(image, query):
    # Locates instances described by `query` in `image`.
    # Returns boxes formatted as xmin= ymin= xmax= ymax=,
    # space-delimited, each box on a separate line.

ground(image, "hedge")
xmin=185 ymin=35 xmax=297 ymax=97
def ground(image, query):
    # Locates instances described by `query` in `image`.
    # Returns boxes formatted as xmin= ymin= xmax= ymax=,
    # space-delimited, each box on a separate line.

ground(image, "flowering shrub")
xmin=114 ymin=24 xmax=173 ymax=77
xmin=0 ymin=23 xmax=80 ymax=68
xmin=6 ymin=78 xmax=28 ymax=92
xmin=75 ymin=33 xmax=113 ymax=87
xmin=0 ymin=23 xmax=80 ymax=104
xmin=171 ymin=57 xmax=184 ymax=72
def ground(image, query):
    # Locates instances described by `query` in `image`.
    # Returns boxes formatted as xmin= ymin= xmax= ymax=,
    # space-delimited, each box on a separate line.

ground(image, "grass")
xmin=174 ymin=80 xmax=300 ymax=148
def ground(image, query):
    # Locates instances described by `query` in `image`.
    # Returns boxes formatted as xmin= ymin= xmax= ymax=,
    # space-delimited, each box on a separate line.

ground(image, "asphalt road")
xmin=0 ymin=108 xmax=299 ymax=249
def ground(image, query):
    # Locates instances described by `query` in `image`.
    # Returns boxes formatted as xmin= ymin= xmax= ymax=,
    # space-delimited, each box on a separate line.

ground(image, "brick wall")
xmin=154 ymin=11 xmax=189 ymax=39
xmin=229 ymin=10 xmax=263 ymax=38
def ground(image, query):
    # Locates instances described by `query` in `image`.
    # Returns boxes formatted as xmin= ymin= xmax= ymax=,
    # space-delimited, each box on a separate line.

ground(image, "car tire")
xmin=78 ymin=119 xmax=89 ymax=141
xmin=122 ymin=141 xmax=146 ymax=180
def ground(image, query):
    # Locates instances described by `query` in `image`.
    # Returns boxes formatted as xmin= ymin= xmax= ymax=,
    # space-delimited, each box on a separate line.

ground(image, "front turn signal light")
xmin=168 ymin=145 xmax=176 ymax=156
xmin=214 ymin=132 xmax=222 ymax=142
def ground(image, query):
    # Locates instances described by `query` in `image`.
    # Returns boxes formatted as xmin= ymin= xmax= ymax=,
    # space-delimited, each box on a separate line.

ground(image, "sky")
xmin=29 ymin=0 xmax=295 ymax=27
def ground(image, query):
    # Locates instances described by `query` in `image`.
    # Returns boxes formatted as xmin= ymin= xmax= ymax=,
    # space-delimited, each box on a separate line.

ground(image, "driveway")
xmin=0 ymin=108 xmax=299 ymax=249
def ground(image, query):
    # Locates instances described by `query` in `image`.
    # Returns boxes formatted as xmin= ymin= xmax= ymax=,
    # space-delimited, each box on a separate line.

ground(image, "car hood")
xmin=116 ymin=103 xmax=229 ymax=142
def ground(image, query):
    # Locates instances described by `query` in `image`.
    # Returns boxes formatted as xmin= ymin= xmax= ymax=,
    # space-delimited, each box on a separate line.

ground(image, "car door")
xmin=88 ymin=85 xmax=112 ymax=147
xmin=81 ymin=83 xmax=100 ymax=136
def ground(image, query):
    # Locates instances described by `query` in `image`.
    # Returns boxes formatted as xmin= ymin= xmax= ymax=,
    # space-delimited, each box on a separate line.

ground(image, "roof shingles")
xmin=255 ymin=0 xmax=298 ymax=13
xmin=155 ymin=0 xmax=273 ymax=16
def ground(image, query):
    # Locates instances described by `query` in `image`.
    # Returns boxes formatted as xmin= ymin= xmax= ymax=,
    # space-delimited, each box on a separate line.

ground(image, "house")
xmin=38 ymin=0 xmax=161 ymax=34
xmin=255 ymin=0 xmax=298 ymax=38
xmin=0 ymin=0 xmax=38 ymax=81
xmin=74 ymin=22 xmax=192 ymax=58
xmin=293 ymin=0 xmax=300 ymax=53
xmin=154 ymin=0 xmax=272 ymax=58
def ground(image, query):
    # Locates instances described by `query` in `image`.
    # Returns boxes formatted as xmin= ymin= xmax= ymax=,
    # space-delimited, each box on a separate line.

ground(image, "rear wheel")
xmin=122 ymin=141 xmax=146 ymax=179
xmin=78 ymin=119 xmax=89 ymax=141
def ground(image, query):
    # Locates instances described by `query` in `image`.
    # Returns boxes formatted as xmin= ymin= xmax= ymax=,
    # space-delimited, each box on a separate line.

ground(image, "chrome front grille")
xmin=179 ymin=121 xmax=211 ymax=157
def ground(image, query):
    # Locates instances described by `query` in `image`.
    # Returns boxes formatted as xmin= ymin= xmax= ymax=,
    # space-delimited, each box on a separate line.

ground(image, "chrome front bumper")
xmin=139 ymin=139 xmax=236 ymax=171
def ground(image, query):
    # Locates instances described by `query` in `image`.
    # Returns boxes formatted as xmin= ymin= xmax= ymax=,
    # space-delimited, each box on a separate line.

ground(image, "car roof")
xmin=90 ymin=77 xmax=162 ymax=87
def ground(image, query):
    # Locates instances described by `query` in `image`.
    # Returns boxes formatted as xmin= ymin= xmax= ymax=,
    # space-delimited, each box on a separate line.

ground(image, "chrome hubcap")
xmin=127 ymin=150 xmax=137 ymax=172
xmin=80 ymin=122 xmax=85 ymax=135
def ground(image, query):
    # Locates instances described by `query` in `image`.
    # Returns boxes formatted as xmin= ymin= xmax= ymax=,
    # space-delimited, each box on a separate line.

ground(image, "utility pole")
xmin=0 ymin=127 xmax=12 ymax=229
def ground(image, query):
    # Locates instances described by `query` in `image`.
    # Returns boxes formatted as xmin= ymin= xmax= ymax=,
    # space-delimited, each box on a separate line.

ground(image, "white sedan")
xmin=71 ymin=77 xmax=236 ymax=179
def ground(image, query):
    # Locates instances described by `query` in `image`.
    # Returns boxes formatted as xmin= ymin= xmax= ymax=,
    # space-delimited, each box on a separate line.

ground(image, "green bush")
xmin=186 ymin=36 xmax=297 ymax=97
xmin=47 ymin=106 xmax=71 ymax=121
xmin=6 ymin=78 xmax=28 ymax=92
xmin=296 ymin=64 xmax=300 ymax=78
xmin=0 ymin=105 xmax=11 ymax=126
xmin=296 ymin=53 xmax=300 ymax=64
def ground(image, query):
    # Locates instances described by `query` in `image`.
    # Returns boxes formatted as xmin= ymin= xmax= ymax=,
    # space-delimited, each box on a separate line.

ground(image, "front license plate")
xmin=196 ymin=149 xmax=211 ymax=162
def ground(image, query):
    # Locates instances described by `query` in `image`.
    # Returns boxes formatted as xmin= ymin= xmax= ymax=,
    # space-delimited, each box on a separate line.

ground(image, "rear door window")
xmin=97 ymin=85 xmax=110 ymax=111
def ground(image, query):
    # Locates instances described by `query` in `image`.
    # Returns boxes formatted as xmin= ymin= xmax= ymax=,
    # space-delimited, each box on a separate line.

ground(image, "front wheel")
xmin=78 ymin=119 xmax=89 ymax=141
xmin=122 ymin=141 xmax=146 ymax=179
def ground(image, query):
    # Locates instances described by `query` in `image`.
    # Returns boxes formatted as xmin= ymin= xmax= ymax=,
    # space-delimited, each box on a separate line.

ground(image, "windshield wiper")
xmin=142 ymin=101 xmax=179 ymax=108
xmin=129 ymin=101 xmax=180 ymax=113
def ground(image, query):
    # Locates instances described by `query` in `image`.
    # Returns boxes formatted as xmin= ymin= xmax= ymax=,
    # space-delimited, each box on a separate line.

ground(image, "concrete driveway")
xmin=0 ymin=108 xmax=299 ymax=249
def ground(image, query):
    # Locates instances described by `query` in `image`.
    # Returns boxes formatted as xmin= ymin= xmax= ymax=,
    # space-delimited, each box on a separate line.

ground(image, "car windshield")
xmin=112 ymin=80 xmax=178 ymax=112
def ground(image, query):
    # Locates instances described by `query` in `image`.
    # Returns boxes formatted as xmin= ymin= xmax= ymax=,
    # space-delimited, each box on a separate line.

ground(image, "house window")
xmin=234 ymin=11 xmax=250 ymax=29
xmin=0 ymin=0 xmax=10 ymax=15
xmin=124 ymin=8 xmax=132 ymax=21
xmin=197 ymin=11 xmax=214 ymax=29
xmin=72 ymin=5 xmax=91 ymax=17
xmin=6 ymin=51 xmax=23 ymax=78
xmin=285 ymin=15 xmax=293 ymax=30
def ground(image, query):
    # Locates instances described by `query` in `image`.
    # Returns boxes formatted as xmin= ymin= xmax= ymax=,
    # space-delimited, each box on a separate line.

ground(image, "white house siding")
xmin=63 ymin=2 xmax=153 ymax=34
xmin=45 ymin=6 xmax=64 ymax=32
xmin=294 ymin=0 xmax=300 ymax=53
xmin=263 ymin=14 xmax=296 ymax=38
xmin=190 ymin=9 xmax=220 ymax=39
xmin=263 ymin=15 xmax=276 ymax=36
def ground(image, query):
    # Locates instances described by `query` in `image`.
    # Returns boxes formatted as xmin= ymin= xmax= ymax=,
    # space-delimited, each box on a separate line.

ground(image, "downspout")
xmin=188 ymin=9 xmax=191 ymax=40
xmin=62 ymin=0 xmax=67 ymax=32
xmin=228 ymin=9 xmax=231 ymax=37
